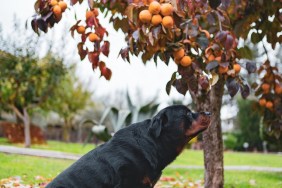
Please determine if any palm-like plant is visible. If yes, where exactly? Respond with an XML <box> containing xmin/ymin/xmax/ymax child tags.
<box><xmin>82</xmin><ymin>91</ymin><xmax>160</xmax><ymax>143</ymax></box>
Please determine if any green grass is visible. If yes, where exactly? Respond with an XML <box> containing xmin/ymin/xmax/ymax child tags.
<box><xmin>1</xmin><ymin>137</ymin><xmax>281</xmax><ymax>167</ymax></box>
<box><xmin>163</xmin><ymin>168</ymin><xmax>282</xmax><ymax>188</ymax></box>
<box><xmin>174</xmin><ymin>150</ymin><xmax>282</xmax><ymax>167</ymax></box>
<box><xmin>0</xmin><ymin>153</ymin><xmax>74</xmax><ymax>184</ymax></box>
<box><xmin>0</xmin><ymin>137</ymin><xmax>94</xmax><ymax>154</ymax></box>
<box><xmin>1</xmin><ymin>137</ymin><xmax>282</xmax><ymax>187</ymax></box>
<box><xmin>0</xmin><ymin>153</ymin><xmax>281</xmax><ymax>187</ymax></box>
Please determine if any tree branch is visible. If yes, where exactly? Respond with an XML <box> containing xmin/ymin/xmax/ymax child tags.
<box><xmin>27</xmin><ymin>86</ymin><xmax>54</xmax><ymax>109</ymax></box>
<box><xmin>261</xmin><ymin>38</ymin><xmax>271</xmax><ymax>62</ymax></box>
<box><xmin>8</xmin><ymin>104</ymin><xmax>24</xmax><ymax>120</ymax></box>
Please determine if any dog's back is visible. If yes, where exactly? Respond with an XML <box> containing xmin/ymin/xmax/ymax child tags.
<box><xmin>47</xmin><ymin>105</ymin><xmax>211</xmax><ymax>188</ymax></box>
<box><xmin>47</xmin><ymin>120</ymin><xmax>158</xmax><ymax>188</ymax></box>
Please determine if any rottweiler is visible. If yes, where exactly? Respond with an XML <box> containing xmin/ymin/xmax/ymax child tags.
<box><xmin>46</xmin><ymin>105</ymin><xmax>211</xmax><ymax>188</ymax></box>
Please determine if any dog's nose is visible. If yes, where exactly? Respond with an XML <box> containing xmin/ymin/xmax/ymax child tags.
<box><xmin>204</xmin><ymin>112</ymin><xmax>211</xmax><ymax>116</ymax></box>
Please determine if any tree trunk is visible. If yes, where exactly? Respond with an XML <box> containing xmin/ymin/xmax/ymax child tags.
<box><xmin>9</xmin><ymin>105</ymin><xmax>32</xmax><ymax>147</ymax></box>
<box><xmin>62</xmin><ymin>118</ymin><xmax>71</xmax><ymax>142</ymax></box>
<box><xmin>194</xmin><ymin>79</ymin><xmax>225</xmax><ymax>188</ymax></box>
<box><xmin>23</xmin><ymin>108</ymin><xmax>31</xmax><ymax>148</ymax></box>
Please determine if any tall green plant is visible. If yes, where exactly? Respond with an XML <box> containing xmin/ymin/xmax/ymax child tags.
<box><xmin>84</xmin><ymin>91</ymin><xmax>159</xmax><ymax>142</ymax></box>
<box><xmin>44</xmin><ymin>71</ymin><xmax>93</xmax><ymax>142</ymax></box>
<box><xmin>235</xmin><ymin>99</ymin><xmax>263</xmax><ymax>151</ymax></box>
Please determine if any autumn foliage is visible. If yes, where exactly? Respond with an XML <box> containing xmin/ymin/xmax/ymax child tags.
<box><xmin>31</xmin><ymin>0</ymin><xmax>282</xmax><ymax>136</ymax></box>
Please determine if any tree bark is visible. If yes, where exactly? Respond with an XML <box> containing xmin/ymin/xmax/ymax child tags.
<box><xmin>63</xmin><ymin>118</ymin><xmax>71</xmax><ymax>142</ymax></box>
<box><xmin>23</xmin><ymin>108</ymin><xmax>31</xmax><ymax>148</ymax></box>
<box><xmin>9</xmin><ymin>105</ymin><xmax>32</xmax><ymax>148</ymax></box>
<box><xmin>194</xmin><ymin>79</ymin><xmax>225</xmax><ymax>188</ymax></box>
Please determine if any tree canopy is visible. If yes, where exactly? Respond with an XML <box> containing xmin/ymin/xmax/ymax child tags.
<box><xmin>31</xmin><ymin>0</ymin><xmax>282</xmax><ymax>137</ymax></box>
<box><xmin>0</xmin><ymin>52</ymin><xmax>65</xmax><ymax>112</ymax></box>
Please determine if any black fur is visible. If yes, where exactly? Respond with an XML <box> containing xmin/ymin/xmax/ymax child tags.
<box><xmin>47</xmin><ymin>105</ymin><xmax>210</xmax><ymax>188</ymax></box>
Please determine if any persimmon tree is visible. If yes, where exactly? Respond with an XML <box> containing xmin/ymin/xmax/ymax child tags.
<box><xmin>31</xmin><ymin>0</ymin><xmax>282</xmax><ymax>187</ymax></box>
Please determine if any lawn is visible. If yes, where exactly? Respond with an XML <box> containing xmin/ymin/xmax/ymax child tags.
<box><xmin>0</xmin><ymin>153</ymin><xmax>73</xmax><ymax>185</ymax></box>
<box><xmin>0</xmin><ymin>153</ymin><xmax>282</xmax><ymax>187</ymax></box>
<box><xmin>1</xmin><ymin>137</ymin><xmax>282</xmax><ymax>187</ymax></box>
<box><xmin>1</xmin><ymin>137</ymin><xmax>281</xmax><ymax>168</ymax></box>
<box><xmin>163</xmin><ymin>168</ymin><xmax>282</xmax><ymax>188</ymax></box>
<box><xmin>175</xmin><ymin>149</ymin><xmax>282</xmax><ymax>167</ymax></box>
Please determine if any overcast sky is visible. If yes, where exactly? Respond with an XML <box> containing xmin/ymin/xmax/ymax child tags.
<box><xmin>0</xmin><ymin>0</ymin><xmax>192</xmax><ymax>107</ymax></box>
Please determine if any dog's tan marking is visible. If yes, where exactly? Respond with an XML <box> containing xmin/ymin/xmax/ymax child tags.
<box><xmin>142</xmin><ymin>176</ymin><xmax>153</xmax><ymax>186</ymax></box>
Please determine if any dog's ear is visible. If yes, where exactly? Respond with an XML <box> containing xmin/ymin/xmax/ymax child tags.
<box><xmin>148</xmin><ymin>112</ymin><xmax>168</xmax><ymax>138</ymax></box>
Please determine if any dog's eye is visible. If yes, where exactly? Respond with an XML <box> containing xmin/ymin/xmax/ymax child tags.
<box><xmin>187</xmin><ymin>112</ymin><xmax>193</xmax><ymax>120</ymax></box>
<box><xmin>192</xmin><ymin>113</ymin><xmax>199</xmax><ymax>119</ymax></box>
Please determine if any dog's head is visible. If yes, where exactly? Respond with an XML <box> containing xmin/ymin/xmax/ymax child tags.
<box><xmin>148</xmin><ymin>105</ymin><xmax>211</xmax><ymax>141</ymax></box>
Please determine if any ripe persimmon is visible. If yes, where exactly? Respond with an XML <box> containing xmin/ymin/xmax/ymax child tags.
<box><xmin>86</xmin><ymin>11</ymin><xmax>94</xmax><ymax>20</ymax></box>
<box><xmin>89</xmin><ymin>33</ymin><xmax>100</xmax><ymax>42</ymax></box>
<box><xmin>151</xmin><ymin>14</ymin><xmax>162</xmax><ymax>26</ymax></box>
<box><xmin>215</xmin><ymin>56</ymin><xmax>221</xmax><ymax>62</ymax></box>
<box><xmin>77</xmin><ymin>26</ymin><xmax>85</xmax><ymax>34</ymax></box>
<box><xmin>49</xmin><ymin>0</ymin><xmax>58</xmax><ymax>6</ymax></box>
<box><xmin>265</xmin><ymin>101</ymin><xmax>273</xmax><ymax>109</ymax></box>
<box><xmin>174</xmin><ymin>58</ymin><xmax>180</xmax><ymax>65</ymax></box>
<box><xmin>53</xmin><ymin>5</ymin><xmax>62</xmax><ymax>18</ymax></box>
<box><xmin>93</xmin><ymin>8</ymin><xmax>99</xmax><ymax>17</ymax></box>
<box><xmin>160</xmin><ymin>3</ymin><xmax>173</xmax><ymax>16</ymax></box>
<box><xmin>180</xmin><ymin>56</ymin><xmax>192</xmax><ymax>67</ymax></box>
<box><xmin>147</xmin><ymin>0</ymin><xmax>156</xmax><ymax>3</ymax></box>
<box><xmin>162</xmin><ymin>16</ymin><xmax>174</xmax><ymax>28</ymax></box>
<box><xmin>54</xmin><ymin>12</ymin><xmax>62</xmax><ymax>22</ymax></box>
<box><xmin>173</xmin><ymin>48</ymin><xmax>185</xmax><ymax>60</ymax></box>
<box><xmin>218</xmin><ymin>66</ymin><xmax>228</xmax><ymax>74</ymax></box>
<box><xmin>58</xmin><ymin>1</ymin><xmax>67</xmax><ymax>12</ymax></box>
<box><xmin>207</xmin><ymin>54</ymin><xmax>215</xmax><ymax>62</ymax></box>
<box><xmin>233</xmin><ymin>64</ymin><xmax>241</xmax><ymax>74</ymax></box>
<box><xmin>149</xmin><ymin>1</ymin><xmax>161</xmax><ymax>14</ymax></box>
<box><xmin>262</xmin><ymin>83</ymin><xmax>270</xmax><ymax>91</ymax></box>
<box><xmin>275</xmin><ymin>84</ymin><xmax>282</xmax><ymax>94</ymax></box>
<box><xmin>259</xmin><ymin>98</ymin><xmax>266</xmax><ymax>106</ymax></box>
<box><xmin>139</xmin><ymin>10</ymin><xmax>152</xmax><ymax>23</ymax></box>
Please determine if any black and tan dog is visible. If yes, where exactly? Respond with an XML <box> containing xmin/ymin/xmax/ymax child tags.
<box><xmin>47</xmin><ymin>105</ymin><xmax>211</xmax><ymax>188</ymax></box>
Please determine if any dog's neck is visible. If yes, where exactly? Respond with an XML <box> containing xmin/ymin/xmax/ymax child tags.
<box><xmin>155</xmin><ymin>135</ymin><xmax>187</xmax><ymax>170</ymax></box>
<box><xmin>133</xmin><ymin>122</ymin><xmax>187</xmax><ymax>171</ymax></box>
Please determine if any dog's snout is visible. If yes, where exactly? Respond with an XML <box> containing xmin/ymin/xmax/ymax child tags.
<box><xmin>189</xmin><ymin>112</ymin><xmax>211</xmax><ymax>120</ymax></box>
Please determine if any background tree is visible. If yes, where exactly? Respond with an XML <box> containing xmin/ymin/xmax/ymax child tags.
<box><xmin>31</xmin><ymin>0</ymin><xmax>282</xmax><ymax>187</ymax></box>
<box><xmin>0</xmin><ymin>21</ymin><xmax>67</xmax><ymax>147</ymax></box>
<box><xmin>0</xmin><ymin>51</ymin><xmax>65</xmax><ymax>147</ymax></box>
<box><xmin>45</xmin><ymin>71</ymin><xmax>93</xmax><ymax>142</ymax></box>
<box><xmin>235</xmin><ymin>99</ymin><xmax>263</xmax><ymax>151</ymax></box>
